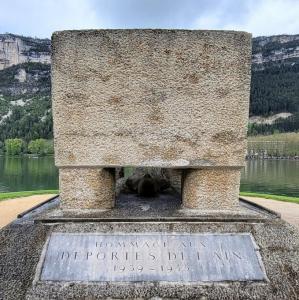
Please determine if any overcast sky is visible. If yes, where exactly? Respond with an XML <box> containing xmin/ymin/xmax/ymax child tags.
<box><xmin>0</xmin><ymin>0</ymin><xmax>298</xmax><ymax>38</ymax></box>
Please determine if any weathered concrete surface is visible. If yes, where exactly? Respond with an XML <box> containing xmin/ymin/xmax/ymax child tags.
<box><xmin>0</xmin><ymin>223</ymin><xmax>50</xmax><ymax>300</ymax></box>
<box><xmin>52</xmin><ymin>29</ymin><xmax>251</xmax><ymax>168</ymax></box>
<box><xmin>182</xmin><ymin>168</ymin><xmax>241</xmax><ymax>209</ymax></box>
<box><xmin>59</xmin><ymin>167</ymin><xmax>115</xmax><ymax>209</ymax></box>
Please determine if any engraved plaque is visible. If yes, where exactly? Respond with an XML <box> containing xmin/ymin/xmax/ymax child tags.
<box><xmin>39</xmin><ymin>233</ymin><xmax>267</xmax><ymax>282</ymax></box>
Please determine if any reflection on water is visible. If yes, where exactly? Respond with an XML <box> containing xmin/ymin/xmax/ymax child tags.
<box><xmin>240</xmin><ymin>159</ymin><xmax>299</xmax><ymax>197</ymax></box>
<box><xmin>0</xmin><ymin>156</ymin><xmax>298</xmax><ymax>197</ymax></box>
<box><xmin>0</xmin><ymin>156</ymin><xmax>58</xmax><ymax>192</ymax></box>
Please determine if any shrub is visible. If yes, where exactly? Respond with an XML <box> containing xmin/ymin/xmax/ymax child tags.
<box><xmin>28</xmin><ymin>138</ymin><xmax>54</xmax><ymax>155</ymax></box>
<box><xmin>4</xmin><ymin>138</ymin><xmax>24</xmax><ymax>155</ymax></box>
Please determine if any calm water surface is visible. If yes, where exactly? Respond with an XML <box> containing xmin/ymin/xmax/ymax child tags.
<box><xmin>240</xmin><ymin>159</ymin><xmax>299</xmax><ymax>197</ymax></box>
<box><xmin>0</xmin><ymin>156</ymin><xmax>58</xmax><ymax>192</ymax></box>
<box><xmin>0</xmin><ymin>156</ymin><xmax>298</xmax><ymax>197</ymax></box>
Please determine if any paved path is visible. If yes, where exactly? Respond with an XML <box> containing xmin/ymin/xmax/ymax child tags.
<box><xmin>243</xmin><ymin>196</ymin><xmax>299</xmax><ymax>229</ymax></box>
<box><xmin>0</xmin><ymin>194</ymin><xmax>57</xmax><ymax>229</ymax></box>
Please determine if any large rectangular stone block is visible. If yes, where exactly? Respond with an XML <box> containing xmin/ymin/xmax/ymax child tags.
<box><xmin>52</xmin><ymin>29</ymin><xmax>251</xmax><ymax>168</ymax></box>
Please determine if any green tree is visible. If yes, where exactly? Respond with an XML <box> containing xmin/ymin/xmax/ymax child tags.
<box><xmin>4</xmin><ymin>138</ymin><xmax>24</xmax><ymax>155</ymax></box>
<box><xmin>28</xmin><ymin>138</ymin><xmax>48</xmax><ymax>155</ymax></box>
<box><xmin>44</xmin><ymin>139</ymin><xmax>54</xmax><ymax>154</ymax></box>
<box><xmin>28</xmin><ymin>138</ymin><xmax>54</xmax><ymax>155</ymax></box>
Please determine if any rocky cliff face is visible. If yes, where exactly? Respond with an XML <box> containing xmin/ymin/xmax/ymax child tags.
<box><xmin>0</xmin><ymin>62</ymin><xmax>52</xmax><ymax>142</ymax></box>
<box><xmin>0</xmin><ymin>34</ymin><xmax>51</xmax><ymax>70</ymax></box>
<box><xmin>252</xmin><ymin>34</ymin><xmax>299</xmax><ymax>65</ymax></box>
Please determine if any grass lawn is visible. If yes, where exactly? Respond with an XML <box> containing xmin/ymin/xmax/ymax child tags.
<box><xmin>0</xmin><ymin>190</ymin><xmax>59</xmax><ymax>201</ymax></box>
<box><xmin>248</xmin><ymin>132</ymin><xmax>299</xmax><ymax>143</ymax></box>
<box><xmin>240</xmin><ymin>192</ymin><xmax>299</xmax><ymax>204</ymax></box>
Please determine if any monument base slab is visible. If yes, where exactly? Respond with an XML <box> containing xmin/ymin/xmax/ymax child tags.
<box><xmin>0</xmin><ymin>197</ymin><xmax>298</xmax><ymax>300</ymax></box>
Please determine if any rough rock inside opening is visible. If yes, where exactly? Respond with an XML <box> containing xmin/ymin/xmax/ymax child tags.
<box><xmin>115</xmin><ymin>167</ymin><xmax>182</xmax><ymax>198</ymax></box>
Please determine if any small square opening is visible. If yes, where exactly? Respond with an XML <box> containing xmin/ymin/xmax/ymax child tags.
<box><xmin>115</xmin><ymin>167</ymin><xmax>182</xmax><ymax>211</ymax></box>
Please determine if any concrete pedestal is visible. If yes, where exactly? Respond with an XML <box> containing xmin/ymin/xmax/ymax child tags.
<box><xmin>182</xmin><ymin>168</ymin><xmax>241</xmax><ymax>210</ymax></box>
<box><xmin>59</xmin><ymin>167</ymin><xmax>115</xmax><ymax>209</ymax></box>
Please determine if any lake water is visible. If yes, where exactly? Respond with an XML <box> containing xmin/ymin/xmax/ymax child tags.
<box><xmin>0</xmin><ymin>156</ymin><xmax>58</xmax><ymax>192</ymax></box>
<box><xmin>0</xmin><ymin>156</ymin><xmax>298</xmax><ymax>197</ymax></box>
<box><xmin>240</xmin><ymin>159</ymin><xmax>299</xmax><ymax>197</ymax></box>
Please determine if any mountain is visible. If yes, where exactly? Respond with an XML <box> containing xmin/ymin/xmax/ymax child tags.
<box><xmin>249</xmin><ymin>34</ymin><xmax>299</xmax><ymax>134</ymax></box>
<box><xmin>0</xmin><ymin>34</ymin><xmax>51</xmax><ymax>142</ymax></box>
<box><xmin>0</xmin><ymin>33</ymin><xmax>299</xmax><ymax>143</ymax></box>
<box><xmin>251</xmin><ymin>35</ymin><xmax>299</xmax><ymax>114</ymax></box>
<box><xmin>252</xmin><ymin>35</ymin><xmax>299</xmax><ymax>65</ymax></box>
<box><xmin>0</xmin><ymin>34</ymin><xmax>50</xmax><ymax>70</ymax></box>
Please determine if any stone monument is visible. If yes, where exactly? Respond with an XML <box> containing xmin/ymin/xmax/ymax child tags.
<box><xmin>0</xmin><ymin>30</ymin><xmax>298</xmax><ymax>300</ymax></box>
<box><xmin>52</xmin><ymin>29</ymin><xmax>250</xmax><ymax>211</ymax></box>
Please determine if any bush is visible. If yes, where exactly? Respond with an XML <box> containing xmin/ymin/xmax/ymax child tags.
<box><xmin>4</xmin><ymin>138</ymin><xmax>24</xmax><ymax>155</ymax></box>
<box><xmin>28</xmin><ymin>138</ymin><xmax>53</xmax><ymax>155</ymax></box>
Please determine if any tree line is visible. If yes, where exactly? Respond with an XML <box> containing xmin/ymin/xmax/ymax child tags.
<box><xmin>248</xmin><ymin>113</ymin><xmax>299</xmax><ymax>136</ymax></box>
<box><xmin>1</xmin><ymin>138</ymin><xmax>54</xmax><ymax>156</ymax></box>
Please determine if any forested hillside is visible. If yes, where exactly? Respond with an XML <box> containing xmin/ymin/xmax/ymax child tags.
<box><xmin>0</xmin><ymin>62</ymin><xmax>52</xmax><ymax>142</ymax></box>
<box><xmin>249</xmin><ymin>35</ymin><xmax>299</xmax><ymax>134</ymax></box>
<box><xmin>0</xmin><ymin>33</ymin><xmax>299</xmax><ymax>149</ymax></box>
<box><xmin>251</xmin><ymin>62</ymin><xmax>299</xmax><ymax>115</ymax></box>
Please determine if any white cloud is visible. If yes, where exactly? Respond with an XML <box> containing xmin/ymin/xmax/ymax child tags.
<box><xmin>0</xmin><ymin>0</ymin><xmax>103</xmax><ymax>38</ymax></box>
<box><xmin>193</xmin><ymin>14</ymin><xmax>223</xmax><ymax>31</ymax></box>
<box><xmin>0</xmin><ymin>0</ymin><xmax>299</xmax><ymax>38</ymax></box>
<box><xmin>239</xmin><ymin>0</ymin><xmax>299</xmax><ymax>36</ymax></box>
<box><xmin>193</xmin><ymin>0</ymin><xmax>299</xmax><ymax>36</ymax></box>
